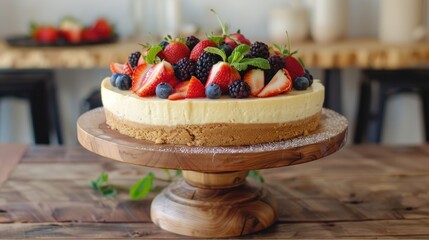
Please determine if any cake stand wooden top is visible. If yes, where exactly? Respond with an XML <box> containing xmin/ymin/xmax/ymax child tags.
<box><xmin>77</xmin><ymin>108</ymin><xmax>348</xmax><ymax>172</ymax></box>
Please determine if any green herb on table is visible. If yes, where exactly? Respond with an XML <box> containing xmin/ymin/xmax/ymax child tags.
<box><xmin>91</xmin><ymin>170</ymin><xmax>263</xmax><ymax>199</ymax></box>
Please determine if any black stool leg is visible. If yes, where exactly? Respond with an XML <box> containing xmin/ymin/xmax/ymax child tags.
<box><xmin>29</xmin><ymin>81</ymin><xmax>50</xmax><ymax>144</ymax></box>
<box><xmin>354</xmin><ymin>76</ymin><xmax>372</xmax><ymax>144</ymax></box>
<box><xmin>372</xmin><ymin>84</ymin><xmax>388</xmax><ymax>143</ymax></box>
<box><xmin>323</xmin><ymin>68</ymin><xmax>342</xmax><ymax>114</ymax></box>
<box><xmin>421</xmin><ymin>89</ymin><xmax>429</xmax><ymax>142</ymax></box>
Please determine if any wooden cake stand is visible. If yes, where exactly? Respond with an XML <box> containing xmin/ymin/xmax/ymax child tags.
<box><xmin>77</xmin><ymin>108</ymin><xmax>348</xmax><ymax>238</ymax></box>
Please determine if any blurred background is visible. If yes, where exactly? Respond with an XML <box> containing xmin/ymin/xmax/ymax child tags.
<box><xmin>0</xmin><ymin>0</ymin><xmax>428</xmax><ymax>145</ymax></box>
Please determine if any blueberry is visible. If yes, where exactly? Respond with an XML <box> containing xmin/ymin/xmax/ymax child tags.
<box><xmin>304</xmin><ymin>69</ymin><xmax>314</xmax><ymax>86</ymax></box>
<box><xmin>156</xmin><ymin>82</ymin><xmax>173</xmax><ymax>99</ymax></box>
<box><xmin>219</xmin><ymin>44</ymin><xmax>233</xmax><ymax>57</ymax></box>
<box><xmin>115</xmin><ymin>74</ymin><xmax>132</xmax><ymax>90</ymax></box>
<box><xmin>110</xmin><ymin>73</ymin><xmax>120</xmax><ymax>87</ymax></box>
<box><xmin>159</xmin><ymin>40</ymin><xmax>169</xmax><ymax>49</ymax></box>
<box><xmin>293</xmin><ymin>77</ymin><xmax>309</xmax><ymax>90</ymax></box>
<box><xmin>205</xmin><ymin>84</ymin><xmax>222</xmax><ymax>99</ymax></box>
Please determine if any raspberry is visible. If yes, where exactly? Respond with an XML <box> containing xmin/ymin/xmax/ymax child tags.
<box><xmin>128</xmin><ymin>51</ymin><xmax>141</xmax><ymax>70</ymax></box>
<box><xmin>249</xmin><ymin>41</ymin><xmax>269</xmax><ymax>59</ymax></box>
<box><xmin>228</xmin><ymin>79</ymin><xmax>251</xmax><ymax>98</ymax></box>
<box><xmin>195</xmin><ymin>52</ymin><xmax>221</xmax><ymax>84</ymax></box>
<box><xmin>185</xmin><ymin>35</ymin><xmax>200</xmax><ymax>51</ymax></box>
<box><xmin>264</xmin><ymin>55</ymin><xmax>285</xmax><ymax>84</ymax></box>
<box><xmin>174</xmin><ymin>57</ymin><xmax>196</xmax><ymax>81</ymax></box>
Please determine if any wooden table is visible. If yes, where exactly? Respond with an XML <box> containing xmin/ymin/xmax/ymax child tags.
<box><xmin>1</xmin><ymin>144</ymin><xmax>429</xmax><ymax>239</ymax></box>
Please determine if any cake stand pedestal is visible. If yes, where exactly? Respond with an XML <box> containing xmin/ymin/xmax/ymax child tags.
<box><xmin>77</xmin><ymin>108</ymin><xmax>348</xmax><ymax>238</ymax></box>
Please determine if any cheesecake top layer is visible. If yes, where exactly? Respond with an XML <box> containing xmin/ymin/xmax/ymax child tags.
<box><xmin>101</xmin><ymin>78</ymin><xmax>324</xmax><ymax>126</ymax></box>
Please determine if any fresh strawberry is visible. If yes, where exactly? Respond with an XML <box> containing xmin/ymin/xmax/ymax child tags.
<box><xmin>224</xmin><ymin>32</ymin><xmax>251</xmax><ymax>49</ymax></box>
<box><xmin>123</xmin><ymin>62</ymin><xmax>133</xmax><ymax>76</ymax></box>
<box><xmin>205</xmin><ymin>62</ymin><xmax>240</xmax><ymax>93</ymax></box>
<box><xmin>81</xmin><ymin>27</ymin><xmax>100</xmax><ymax>42</ymax></box>
<box><xmin>131</xmin><ymin>63</ymin><xmax>152</xmax><ymax>92</ymax></box>
<box><xmin>60</xmin><ymin>30</ymin><xmax>81</xmax><ymax>43</ymax></box>
<box><xmin>257</xmin><ymin>69</ymin><xmax>292</xmax><ymax>97</ymax></box>
<box><xmin>243</xmin><ymin>69</ymin><xmax>265</xmax><ymax>96</ymax></box>
<box><xmin>91</xmin><ymin>18</ymin><xmax>113</xmax><ymax>40</ymax></box>
<box><xmin>163</xmin><ymin>41</ymin><xmax>190</xmax><ymax>64</ymax></box>
<box><xmin>284</xmin><ymin>56</ymin><xmax>305</xmax><ymax>80</ymax></box>
<box><xmin>110</xmin><ymin>62</ymin><xmax>125</xmax><ymax>74</ymax></box>
<box><xmin>34</xmin><ymin>26</ymin><xmax>58</xmax><ymax>43</ymax></box>
<box><xmin>168</xmin><ymin>77</ymin><xmax>205</xmax><ymax>100</ymax></box>
<box><xmin>59</xmin><ymin>17</ymin><xmax>82</xmax><ymax>43</ymax></box>
<box><xmin>190</xmin><ymin>40</ymin><xmax>216</xmax><ymax>61</ymax></box>
<box><xmin>132</xmin><ymin>61</ymin><xmax>177</xmax><ymax>97</ymax></box>
<box><xmin>137</xmin><ymin>54</ymin><xmax>145</xmax><ymax>65</ymax></box>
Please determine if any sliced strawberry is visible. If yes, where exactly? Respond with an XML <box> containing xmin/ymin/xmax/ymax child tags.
<box><xmin>187</xmin><ymin>77</ymin><xmax>206</xmax><ymax>98</ymax></box>
<box><xmin>163</xmin><ymin>42</ymin><xmax>190</xmax><ymax>64</ymax></box>
<box><xmin>131</xmin><ymin>63</ymin><xmax>151</xmax><ymax>92</ymax></box>
<box><xmin>137</xmin><ymin>55</ymin><xmax>145</xmax><ymax>65</ymax></box>
<box><xmin>110</xmin><ymin>62</ymin><xmax>125</xmax><ymax>74</ymax></box>
<box><xmin>243</xmin><ymin>69</ymin><xmax>265</xmax><ymax>96</ymax></box>
<box><xmin>123</xmin><ymin>62</ymin><xmax>133</xmax><ymax>76</ymax></box>
<box><xmin>168</xmin><ymin>77</ymin><xmax>205</xmax><ymax>100</ymax></box>
<box><xmin>190</xmin><ymin>40</ymin><xmax>216</xmax><ymax>61</ymax></box>
<box><xmin>284</xmin><ymin>56</ymin><xmax>305</xmax><ymax>80</ymax></box>
<box><xmin>257</xmin><ymin>69</ymin><xmax>292</xmax><ymax>98</ymax></box>
<box><xmin>133</xmin><ymin>61</ymin><xmax>175</xmax><ymax>97</ymax></box>
<box><xmin>205</xmin><ymin>62</ymin><xmax>240</xmax><ymax>93</ymax></box>
<box><xmin>224</xmin><ymin>32</ymin><xmax>251</xmax><ymax>49</ymax></box>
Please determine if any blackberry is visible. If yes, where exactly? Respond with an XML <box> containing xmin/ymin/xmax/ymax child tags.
<box><xmin>304</xmin><ymin>69</ymin><xmax>314</xmax><ymax>86</ymax></box>
<box><xmin>174</xmin><ymin>57</ymin><xmax>196</xmax><ymax>81</ymax></box>
<box><xmin>250</xmin><ymin>41</ymin><xmax>269</xmax><ymax>59</ymax></box>
<box><xmin>128</xmin><ymin>51</ymin><xmax>141</xmax><ymax>70</ymax></box>
<box><xmin>264</xmin><ymin>55</ymin><xmax>285</xmax><ymax>84</ymax></box>
<box><xmin>195</xmin><ymin>52</ymin><xmax>221</xmax><ymax>84</ymax></box>
<box><xmin>185</xmin><ymin>35</ymin><xmax>200</xmax><ymax>51</ymax></box>
<box><xmin>228</xmin><ymin>80</ymin><xmax>251</xmax><ymax>98</ymax></box>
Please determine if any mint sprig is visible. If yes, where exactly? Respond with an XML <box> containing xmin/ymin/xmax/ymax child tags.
<box><xmin>90</xmin><ymin>172</ymin><xmax>117</xmax><ymax>197</ymax></box>
<box><xmin>130</xmin><ymin>172</ymin><xmax>154</xmax><ymax>200</ymax></box>
<box><xmin>205</xmin><ymin>44</ymin><xmax>270</xmax><ymax>71</ymax></box>
<box><xmin>143</xmin><ymin>45</ymin><xmax>162</xmax><ymax>64</ymax></box>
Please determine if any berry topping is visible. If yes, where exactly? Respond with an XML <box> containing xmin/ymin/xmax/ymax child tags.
<box><xmin>190</xmin><ymin>39</ymin><xmax>217</xmax><ymax>61</ymax></box>
<box><xmin>206</xmin><ymin>62</ymin><xmax>241</xmax><ymax>93</ymax></box>
<box><xmin>257</xmin><ymin>69</ymin><xmax>292</xmax><ymax>97</ymax></box>
<box><xmin>168</xmin><ymin>76</ymin><xmax>206</xmax><ymax>100</ymax></box>
<box><xmin>174</xmin><ymin>57</ymin><xmax>196</xmax><ymax>81</ymax></box>
<box><xmin>185</xmin><ymin>35</ymin><xmax>200</xmax><ymax>51</ymax></box>
<box><xmin>110</xmin><ymin>73</ymin><xmax>120</xmax><ymax>87</ymax></box>
<box><xmin>123</xmin><ymin>62</ymin><xmax>133</xmax><ymax>76</ymax></box>
<box><xmin>132</xmin><ymin>61</ymin><xmax>178</xmax><ymax>97</ymax></box>
<box><xmin>293</xmin><ymin>76</ymin><xmax>310</xmax><ymax>90</ymax></box>
<box><xmin>110</xmin><ymin>62</ymin><xmax>125</xmax><ymax>74</ymax></box>
<box><xmin>156</xmin><ymin>82</ymin><xmax>173</xmax><ymax>99</ymax></box>
<box><xmin>284</xmin><ymin>56</ymin><xmax>305</xmax><ymax>80</ymax></box>
<box><xmin>115</xmin><ymin>74</ymin><xmax>132</xmax><ymax>90</ymax></box>
<box><xmin>162</xmin><ymin>37</ymin><xmax>190</xmax><ymax>64</ymax></box>
<box><xmin>228</xmin><ymin>79</ymin><xmax>251</xmax><ymax>98</ymax></box>
<box><xmin>249</xmin><ymin>41</ymin><xmax>269</xmax><ymax>59</ymax></box>
<box><xmin>304</xmin><ymin>69</ymin><xmax>314</xmax><ymax>86</ymax></box>
<box><xmin>205</xmin><ymin>83</ymin><xmax>222</xmax><ymax>99</ymax></box>
<box><xmin>219</xmin><ymin>44</ymin><xmax>233</xmax><ymax>58</ymax></box>
<box><xmin>265</xmin><ymin>55</ymin><xmax>285</xmax><ymax>84</ymax></box>
<box><xmin>243</xmin><ymin>69</ymin><xmax>265</xmax><ymax>96</ymax></box>
<box><xmin>195</xmin><ymin>51</ymin><xmax>222</xmax><ymax>84</ymax></box>
<box><xmin>128</xmin><ymin>51</ymin><xmax>142</xmax><ymax>70</ymax></box>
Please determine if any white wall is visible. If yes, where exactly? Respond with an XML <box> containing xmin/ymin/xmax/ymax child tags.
<box><xmin>0</xmin><ymin>0</ymin><xmax>426</xmax><ymax>145</ymax></box>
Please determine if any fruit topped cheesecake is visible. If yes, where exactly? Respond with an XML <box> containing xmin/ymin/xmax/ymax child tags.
<box><xmin>102</xmin><ymin>10</ymin><xmax>324</xmax><ymax>146</ymax></box>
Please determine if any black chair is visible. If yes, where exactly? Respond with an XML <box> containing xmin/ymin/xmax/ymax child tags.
<box><xmin>0</xmin><ymin>69</ymin><xmax>63</xmax><ymax>144</ymax></box>
<box><xmin>81</xmin><ymin>89</ymin><xmax>102</xmax><ymax>114</ymax></box>
<box><xmin>354</xmin><ymin>69</ymin><xmax>429</xmax><ymax>144</ymax></box>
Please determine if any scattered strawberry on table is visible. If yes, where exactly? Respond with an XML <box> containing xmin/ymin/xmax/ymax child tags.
<box><xmin>31</xmin><ymin>17</ymin><xmax>115</xmax><ymax>44</ymax></box>
<box><xmin>108</xmin><ymin>9</ymin><xmax>314</xmax><ymax>100</ymax></box>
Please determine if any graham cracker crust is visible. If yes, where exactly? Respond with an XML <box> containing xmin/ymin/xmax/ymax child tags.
<box><xmin>105</xmin><ymin>110</ymin><xmax>321</xmax><ymax>146</ymax></box>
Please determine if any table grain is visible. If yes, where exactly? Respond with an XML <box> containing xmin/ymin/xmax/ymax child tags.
<box><xmin>0</xmin><ymin>145</ymin><xmax>429</xmax><ymax>239</ymax></box>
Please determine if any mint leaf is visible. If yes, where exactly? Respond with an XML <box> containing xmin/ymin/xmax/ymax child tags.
<box><xmin>231</xmin><ymin>44</ymin><xmax>250</xmax><ymax>58</ymax></box>
<box><xmin>242</xmin><ymin>58</ymin><xmax>270</xmax><ymax>69</ymax></box>
<box><xmin>230</xmin><ymin>62</ymin><xmax>248</xmax><ymax>71</ymax></box>
<box><xmin>129</xmin><ymin>172</ymin><xmax>154</xmax><ymax>200</ymax></box>
<box><xmin>90</xmin><ymin>172</ymin><xmax>118</xmax><ymax>197</ymax></box>
<box><xmin>204</xmin><ymin>47</ymin><xmax>226</xmax><ymax>62</ymax></box>
<box><xmin>144</xmin><ymin>46</ymin><xmax>162</xmax><ymax>64</ymax></box>
<box><xmin>175</xmin><ymin>170</ymin><xmax>182</xmax><ymax>176</ymax></box>
<box><xmin>248</xmin><ymin>170</ymin><xmax>264</xmax><ymax>183</ymax></box>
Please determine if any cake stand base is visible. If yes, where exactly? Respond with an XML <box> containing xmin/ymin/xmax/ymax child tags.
<box><xmin>151</xmin><ymin>171</ymin><xmax>277</xmax><ymax>238</ymax></box>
